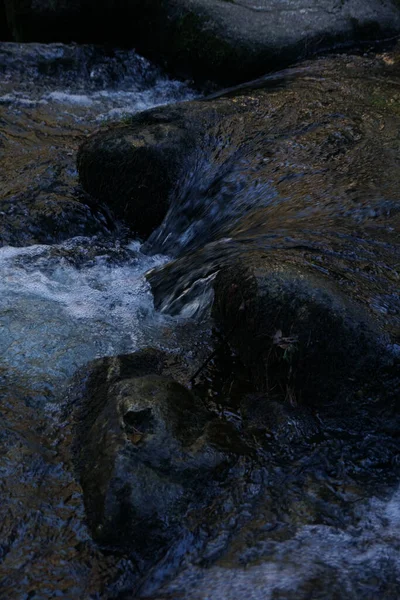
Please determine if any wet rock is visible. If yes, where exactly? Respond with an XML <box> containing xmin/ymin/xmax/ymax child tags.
<box><xmin>0</xmin><ymin>166</ymin><xmax>110</xmax><ymax>246</ymax></box>
<box><xmin>241</xmin><ymin>394</ymin><xmax>320</xmax><ymax>443</ymax></box>
<box><xmin>74</xmin><ymin>53</ymin><xmax>400</xmax><ymax>590</ymax></box>
<box><xmin>79</xmin><ymin>50</ymin><xmax>400</xmax><ymax>255</ymax></box>
<box><xmin>124</xmin><ymin>0</ymin><xmax>400</xmax><ymax>84</ymax></box>
<box><xmin>77</xmin><ymin>106</ymin><xmax>201</xmax><ymax>238</ymax></box>
<box><xmin>0</xmin><ymin>41</ymin><xmax>193</xmax><ymax>246</ymax></box>
<box><xmin>68</xmin><ymin>348</ymin><xmax>243</xmax><ymax>558</ymax></box>
<box><xmin>4</xmin><ymin>0</ymin><xmax>400</xmax><ymax>85</ymax></box>
<box><xmin>0</xmin><ymin>42</ymin><xmax>163</xmax><ymax>91</ymax></box>
<box><xmin>131</xmin><ymin>51</ymin><xmax>400</xmax><ymax>407</ymax></box>
<box><xmin>0</xmin><ymin>82</ymin><xmax>110</xmax><ymax>245</ymax></box>
<box><xmin>0</xmin><ymin>193</ymin><xmax>109</xmax><ymax>247</ymax></box>
<box><xmin>213</xmin><ymin>254</ymin><xmax>390</xmax><ymax>407</ymax></box>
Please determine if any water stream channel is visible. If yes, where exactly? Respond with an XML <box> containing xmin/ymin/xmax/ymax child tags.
<box><xmin>0</xmin><ymin>41</ymin><xmax>399</xmax><ymax>599</ymax></box>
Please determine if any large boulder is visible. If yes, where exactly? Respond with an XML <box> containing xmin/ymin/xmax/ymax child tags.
<box><xmin>4</xmin><ymin>0</ymin><xmax>400</xmax><ymax>84</ymax></box>
<box><xmin>79</xmin><ymin>50</ymin><xmax>400</xmax><ymax>406</ymax></box>
<box><xmin>212</xmin><ymin>254</ymin><xmax>395</xmax><ymax>408</ymax></box>
<box><xmin>121</xmin><ymin>0</ymin><xmax>400</xmax><ymax>84</ymax></box>
<box><xmin>77</xmin><ymin>105</ymin><xmax>203</xmax><ymax>238</ymax></box>
<box><xmin>67</xmin><ymin>349</ymin><xmax>245</xmax><ymax>559</ymax></box>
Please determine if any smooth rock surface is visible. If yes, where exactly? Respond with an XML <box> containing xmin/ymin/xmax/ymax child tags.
<box><xmin>212</xmin><ymin>254</ymin><xmax>391</xmax><ymax>407</ymax></box>
<box><xmin>4</xmin><ymin>0</ymin><xmax>400</xmax><ymax>84</ymax></box>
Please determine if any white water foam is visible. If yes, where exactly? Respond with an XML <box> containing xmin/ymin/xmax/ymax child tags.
<box><xmin>0</xmin><ymin>239</ymin><xmax>170</xmax><ymax>392</ymax></box>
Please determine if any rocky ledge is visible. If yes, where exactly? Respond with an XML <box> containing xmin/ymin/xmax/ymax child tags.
<box><xmin>3</xmin><ymin>0</ymin><xmax>400</xmax><ymax>84</ymax></box>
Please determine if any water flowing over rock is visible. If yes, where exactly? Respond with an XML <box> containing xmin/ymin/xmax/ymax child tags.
<box><xmin>1</xmin><ymin>38</ymin><xmax>400</xmax><ymax>599</ymax></box>
<box><xmin>4</xmin><ymin>0</ymin><xmax>400</xmax><ymax>84</ymax></box>
<box><xmin>0</xmin><ymin>42</ymin><xmax>193</xmax><ymax>246</ymax></box>
<box><xmin>78</xmin><ymin>107</ymin><xmax>199</xmax><ymax>238</ymax></box>
<box><xmin>80</xmin><ymin>49</ymin><xmax>400</xmax><ymax>403</ymax></box>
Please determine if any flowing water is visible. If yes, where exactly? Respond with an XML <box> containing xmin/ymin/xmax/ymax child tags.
<box><xmin>0</xmin><ymin>42</ymin><xmax>201</xmax><ymax>599</ymax></box>
<box><xmin>0</xmin><ymin>42</ymin><xmax>399</xmax><ymax>599</ymax></box>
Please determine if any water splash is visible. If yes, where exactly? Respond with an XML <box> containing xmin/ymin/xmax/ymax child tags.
<box><xmin>0</xmin><ymin>238</ymin><xmax>170</xmax><ymax>398</ymax></box>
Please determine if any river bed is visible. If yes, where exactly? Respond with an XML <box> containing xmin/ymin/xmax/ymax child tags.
<box><xmin>0</xmin><ymin>41</ymin><xmax>399</xmax><ymax>599</ymax></box>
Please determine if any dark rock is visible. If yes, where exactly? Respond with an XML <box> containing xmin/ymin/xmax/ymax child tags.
<box><xmin>241</xmin><ymin>394</ymin><xmax>320</xmax><ymax>443</ymax></box>
<box><xmin>79</xmin><ymin>50</ymin><xmax>400</xmax><ymax>253</ymax></box>
<box><xmin>4</xmin><ymin>0</ymin><xmax>84</xmax><ymax>43</ymax></box>
<box><xmin>213</xmin><ymin>254</ymin><xmax>391</xmax><ymax>408</ymax></box>
<box><xmin>0</xmin><ymin>1</ymin><xmax>12</xmax><ymax>40</ymax></box>
<box><xmin>125</xmin><ymin>0</ymin><xmax>400</xmax><ymax>84</ymax></box>
<box><xmin>142</xmin><ymin>51</ymin><xmax>400</xmax><ymax>408</ymax></box>
<box><xmin>68</xmin><ymin>349</ymin><xmax>243</xmax><ymax>556</ymax></box>
<box><xmin>0</xmin><ymin>43</ymin><xmax>124</xmax><ymax>246</ymax></box>
<box><xmin>0</xmin><ymin>193</ymin><xmax>110</xmax><ymax>247</ymax></box>
<box><xmin>4</xmin><ymin>0</ymin><xmax>400</xmax><ymax>84</ymax></box>
<box><xmin>0</xmin><ymin>163</ymin><xmax>110</xmax><ymax>247</ymax></box>
<box><xmin>77</xmin><ymin>106</ymin><xmax>203</xmax><ymax>238</ymax></box>
<box><xmin>78</xmin><ymin>51</ymin><xmax>400</xmax><ymax>405</ymax></box>
<box><xmin>0</xmin><ymin>42</ymin><xmax>163</xmax><ymax>91</ymax></box>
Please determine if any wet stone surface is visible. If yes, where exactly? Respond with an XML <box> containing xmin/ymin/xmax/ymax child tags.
<box><xmin>0</xmin><ymin>42</ymin><xmax>194</xmax><ymax>246</ymax></box>
<box><xmin>4</xmin><ymin>0</ymin><xmax>400</xmax><ymax>84</ymax></box>
<box><xmin>77</xmin><ymin>46</ymin><xmax>400</xmax><ymax>597</ymax></box>
<box><xmin>0</xmin><ymin>40</ymin><xmax>400</xmax><ymax>599</ymax></box>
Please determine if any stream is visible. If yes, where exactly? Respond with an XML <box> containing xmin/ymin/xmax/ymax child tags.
<box><xmin>0</xmin><ymin>42</ymin><xmax>399</xmax><ymax>599</ymax></box>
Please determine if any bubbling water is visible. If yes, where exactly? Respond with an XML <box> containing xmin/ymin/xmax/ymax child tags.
<box><xmin>0</xmin><ymin>238</ymin><xmax>171</xmax><ymax>398</ymax></box>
